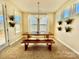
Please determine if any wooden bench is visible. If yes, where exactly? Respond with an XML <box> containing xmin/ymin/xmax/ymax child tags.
<box><xmin>22</xmin><ymin>39</ymin><xmax>55</xmax><ymax>51</ymax></box>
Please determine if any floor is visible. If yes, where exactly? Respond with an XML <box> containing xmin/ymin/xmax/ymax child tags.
<box><xmin>0</xmin><ymin>40</ymin><xmax>79</xmax><ymax>59</ymax></box>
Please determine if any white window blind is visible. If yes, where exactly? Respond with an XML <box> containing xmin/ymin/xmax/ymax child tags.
<box><xmin>29</xmin><ymin>15</ymin><xmax>48</xmax><ymax>34</ymax></box>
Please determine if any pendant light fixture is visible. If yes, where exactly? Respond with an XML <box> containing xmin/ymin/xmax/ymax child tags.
<box><xmin>37</xmin><ymin>1</ymin><xmax>40</xmax><ymax>34</ymax></box>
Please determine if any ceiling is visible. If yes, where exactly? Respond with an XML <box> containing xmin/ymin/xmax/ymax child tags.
<box><xmin>10</xmin><ymin>0</ymin><xmax>68</xmax><ymax>13</ymax></box>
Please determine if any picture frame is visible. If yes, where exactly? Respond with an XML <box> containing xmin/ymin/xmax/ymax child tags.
<box><xmin>58</xmin><ymin>27</ymin><xmax>62</xmax><ymax>31</ymax></box>
<box><xmin>9</xmin><ymin>22</ymin><xmax>15</xmax><ymax>27</ymax></box>
<box><xmin>58</xmin><ymin>21</ymin><xmax>62</xmax><ymax>25</ymax></box>
<box><xmin>65</xmin><ymin>18</ymin><xmax>74</xmax><ymax>24</ymax></box>
<box><xmin>9</xmin><ymin>15</ymin><xmax>15</xmax><ymax>21</ymax></box>
<box><xmin>65</xmin><ymin>27</ymin><xmax>72</xmax><ymax>32</ymax></box>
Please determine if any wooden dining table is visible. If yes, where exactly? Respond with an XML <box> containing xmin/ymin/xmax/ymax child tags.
<box><xmin>22</xmin><ymin>32</ymin><xmax>54</xmax><ymax>38</ymax></box>
<box><xmin>22</xmin><ymin>32</ymin><xmax>55</xmax><ymax>51</ymax></box>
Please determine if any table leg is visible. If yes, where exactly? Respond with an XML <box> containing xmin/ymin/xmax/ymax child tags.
<box><xmin>48</xmin><ymin>43</ymin><xmax>52</xmax><ymax>51</ymax></box>
<box><xmin>25</xmin><ymin>43</ymin><xmax>28</xmax><ymax>51</ymax></box>
<box><xmin>46</xmin><ymin>35</ymin><xmax>49</xmax><ymax>38</ymax></box>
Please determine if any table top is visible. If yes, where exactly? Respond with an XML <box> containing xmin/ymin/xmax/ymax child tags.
<box><xmin>22</xmin><ymin>39</ymin><xmax>55</xmax><ymax>43</ymax></box>
<box><xmin>22</xmin><ymin>32</ymin><xmax>54</xmax><ymax>35</ymax></box>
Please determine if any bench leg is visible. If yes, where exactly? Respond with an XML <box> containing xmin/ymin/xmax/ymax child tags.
<box><xmin>48</xmin><ymin>43</ymin><xmax>52</xmax><ymax>51</ymax></box>
<box><xmin>48</xmin><ymin>45</ymin><xmax>52</xmax><ymax>51</ymax></box>
<box><xmin>25</xmin><ymin>43</ymin><xmax>28</xmax><ymax>51</ymax></box>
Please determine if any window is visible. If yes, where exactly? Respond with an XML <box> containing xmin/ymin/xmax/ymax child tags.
<box><xmin>29</xmin><ymin>16</ymin><xmax>37</xmax><ymax>34</ymax></box>
<box><xmin>75</xmin><ymin>3</ymin><xmax>79</xmax><ymax>14</ymax></box>
<box><xmin>56</xmin><ymin>13</ymin><xmax>62</xmax><ymax>21</ymax></box>
<box><xmin>63</xmin><ymin>9</ymin><xmax>70</xmax><ymax>19</ymax></box>
<box><xmin>39</xmin><ymin>16</ymin><xmax>48</xmax><ymax>34</ymax></box>
<box><xmin>0</xmin><ymin>4</ymin><xmax>6</xmax><ymax>45</ymax></box>
<box><xmin>14</xmin><ymin>11</ymin><xmax>21</xmax><ymax>34</ymax></box>
<box><xmin>28</xmin><ymin>15</ymin><xmax>48</xmax><ymax>34</ymax></box>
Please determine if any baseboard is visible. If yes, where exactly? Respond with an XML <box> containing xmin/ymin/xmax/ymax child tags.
<box><xmin>56</xmin><ymin>37</ymin><xmax>79</xmax><ymax>56</ymax></box>
<box><xmin>10</xmin><ymin>36</ymin><xmax>22</xmax><ymax>45</ymax></box>
<box><xmin>0</xmin><ymin>43</ymin><xmax>8</xmax><ymax>51</ymax></box>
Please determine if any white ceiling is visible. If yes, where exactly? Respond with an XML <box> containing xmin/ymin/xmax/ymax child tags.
<box><xmin>10</xmin><ymin>0</ymin><xmax>68</xmax><ymax>13</ymax></box>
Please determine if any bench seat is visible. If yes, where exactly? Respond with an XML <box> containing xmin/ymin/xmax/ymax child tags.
<box><xmin>22</xmin><ymin>39</ymin><xmax>55</xmax><ymax>51</ymax></box>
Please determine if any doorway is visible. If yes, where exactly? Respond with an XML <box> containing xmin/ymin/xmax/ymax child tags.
<box><xmin>0</xmin><ymin>4</ymin><xmax>8</xmax><ymax>50</ymax></box>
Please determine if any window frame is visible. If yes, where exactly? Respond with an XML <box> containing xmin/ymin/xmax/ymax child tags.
<box><xmin>28</xmin><ymin>15</ymin><xmax>48</xmax><ymax>34</ymax></box>
<box><xmin>14</xmin><ymin>10</ymin><xmax>21</xmax><ymax>34</ymax></box>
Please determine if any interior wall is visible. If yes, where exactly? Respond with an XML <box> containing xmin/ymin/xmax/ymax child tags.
<box><xmin>22</xmin><ymin>12</ymin><xmax>29</xmax><ymax>33</ymax></box>
<box><xmin>55</xmin><ymin>0</ymin><xmax>79</xmax><ymax>55</ymax></box>
<box><xmin>6</xmin><ymin>0</ymin><xmax>22</xmax><ymax>45</ymax></box>
<box><xmin>22</xmin><ymin>12</ymin><xmax>55</xmax><ymax>34</ymax></box>
<box><xmin>48</xmin><ymin>13</ymin><xmax>55</xmax><ymax>34</ymax></box>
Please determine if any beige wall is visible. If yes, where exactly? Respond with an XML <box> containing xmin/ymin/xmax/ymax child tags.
<box><xmin>0</xmin><ymin>0</ymin><xmax>4</xmax><ymax>4</ymax></box>
<box><xmin>48</xmin><ymin>13</ymin><xmax>56</xmax><ymax>34</ymax></box>
<box><xmin>22</xmin><ymin>12</ymin><xmax>29</xmax><ymax>33</ymax></box>
<box><xmin>55</xmin><ymin>0</ymin><xmax>79</xmax><ymax>55</ymax></box>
